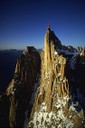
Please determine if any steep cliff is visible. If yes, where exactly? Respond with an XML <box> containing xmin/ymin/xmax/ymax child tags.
<box><xmin>28</xmin><ymin>26</ymin><xmax>85</xmax><ymax>128</ymax></box>
<box><xmin>6</xmin><ymin>47</ymin><xmax>41</xmax><ymax>128</ymax></box>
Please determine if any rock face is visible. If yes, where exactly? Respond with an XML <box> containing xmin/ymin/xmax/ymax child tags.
<box><xmin>28</xmin><ymin>26</ymin><xmax>85</xmax><ymax>128</ymax></box>
<box><xmin>6</xmin><ymin>46</ymin><xmax>41</xmax><ymax>128</ymax></box>
<box><xmin>44</xmin><ymin>25</ymin><xmax>61</xmax><ymax>76</ymax></box>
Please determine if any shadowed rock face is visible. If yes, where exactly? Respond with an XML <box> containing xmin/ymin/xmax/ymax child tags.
<box><xmin>6</xmin><ymin>47</ymin><xmax>41</xmax><ymax>128</ymax></box>
<box><xmin>28</xmin><ymin>27</ymin><xmax>85</xmax><ymax>128</ymax></box>
<box><xmin>0</xmin><ymin>94</ymin><xmax>10</xmax><ymax>127</ymax></box>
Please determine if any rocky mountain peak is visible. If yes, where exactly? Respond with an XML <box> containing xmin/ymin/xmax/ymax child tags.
<box><xmin>45</xmin><ymin>25</ymin><xmax>61</xmax><ymax>49</ymax></box>
<box><xmin>44</xmin><ymin>26</ymin><xmax>62</xmax><ymax>76</ymax></box>
<box><xmin>23</xmin><ymin>46</ymin><xmax>36</xmax><ymax>55</ymax></box>
<box><xmin>6</xmin><ymin>46</ymin><xmax>41</xmax><ymax>127</ymax></box>
<box><xmin>2</xmin><ymin>26</ymin><xmax>85</xmax><ymax>128</ymax></box>
<box><xmin>28</xmin><ymin>26</ymin><xmax>85</xmax><ymax>128</ymax></box>
<box><xmin>47</xmin><ymin>24</ymin><xmax>51</xmax><ymax>32</ymax></box>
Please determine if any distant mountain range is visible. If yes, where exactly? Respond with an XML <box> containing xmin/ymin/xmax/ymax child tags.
<box><xmin>0</xmin><ymin>49</ymin><xmax>23</xmax><ymax>93</ymax></box>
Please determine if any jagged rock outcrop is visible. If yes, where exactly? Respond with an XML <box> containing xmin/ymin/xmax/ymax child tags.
<box><xmin>28</xmin><ymin>26</ymin><xmax>85</xmax><ymax>128</ymax></box>
<box><xmin>4</xmin><ymin>25</ymin><xmax>85</xmax><ymax>128</ymax></box>
<box><xmin>6</xmin><ymin>46</ymin><xmax>41</xmax><ymax>128</ymax></box>
<box><xmin>44</xmin><ymin>25</ymin><xmax>61</xmax><ymax>76</ymax></box>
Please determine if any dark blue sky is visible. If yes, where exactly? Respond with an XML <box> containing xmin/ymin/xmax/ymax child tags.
<box><xmin>0</xmin><ymin>0</ymin><xmax>85</xmax><ymax>49</ymax></box>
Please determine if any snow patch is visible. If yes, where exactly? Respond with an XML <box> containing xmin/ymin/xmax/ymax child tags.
<box><xmin>69</xmin><ymin>104</ymin><xmax>76</xmax><ymax>111</ymax></box>
<box><xmin>29</xmin><ymin>100</ymin><xmax>74</xmax><ymax>128</ymax></box>
<box><xmin>54</xmin><ymin>51</ymin><xmax>58</xmax><ymax>55</ymax></box>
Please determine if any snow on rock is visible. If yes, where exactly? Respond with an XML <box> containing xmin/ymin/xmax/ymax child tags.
<box><xmin>69</xmin><ymin>88</ymin><xmax>85</xmax><ymax>114</ymax></box>
<box><xmin>54</xmin><ymin>51</ymin><xmax>58</xmax><ymax>55</ymax></box>
<box><xmin>69</xmin><ymin>103</ymin><xmax>76</xmax><ymax>112</ymax></box>
<box><xmin>56</xmin><ymin>46</ymin><xmax>78</xmax><ymax>56</ymax></box>
<box><xmin>69</xmin><ymin>54</ymin><xmax>78</xmax><ymax>70</ymax></box>
<box><xmin>55</xmin><ymin>95</ymin><xmax>69</xmax><ymax>108</ymax></box>
<box><xmin>29</xmin><ymin>82</ymin><xmax>38</xmax><ymax>105</ymax></box>
<box><xmin>29</xmin><ymin>101</ymin><xmax>74</xmax><ymax>128</ymax></box>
